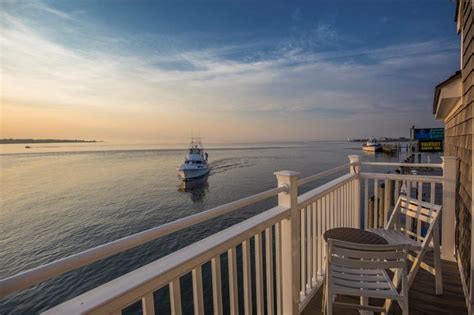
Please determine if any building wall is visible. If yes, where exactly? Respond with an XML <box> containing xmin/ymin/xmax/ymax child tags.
<box><xmin>447</xmin><ymin>0</ymin><xmax>473</xmax><ymax>299</ymax></box>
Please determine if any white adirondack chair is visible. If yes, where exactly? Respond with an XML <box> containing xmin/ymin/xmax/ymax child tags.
<box><xmin>370</xmin><ymin>195</ymin><xmax>443</xmax><ymax>294</ymax></box>
<box><xmin>324</xmin><ymin>239</ymin><xmax>409</xmax><ymax>315</ymax></box>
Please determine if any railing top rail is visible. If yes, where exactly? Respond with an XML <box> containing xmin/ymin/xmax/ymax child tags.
<box><xmin>43</xmin><ymin>205</ymin><xmax>291</xmax><ymax>315</ymax></box>
<box><xmin>297</xmin><ymin>164</ymin><xmax>349</xmax><ymax>186</ymax></box>
<box><xmin>360</xmin><ymin>172</ymin><xmax>443</xmax><ymax>184</ymax></box>
<box><xmin>298</xmin><ymin>173</ymin><xmax>356</xmax><ymax>209</ymax></box>
<box><xmin>361</xmin><ymin>162</ymin><xmax>443</xmax><ymax>168</ymax></box>
<box><xmin>0</xmin><ymin>185</ymin><xmax>286</xmax><ymax>298</ymax></box>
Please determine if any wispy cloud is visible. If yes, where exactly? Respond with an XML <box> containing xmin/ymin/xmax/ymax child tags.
<box><xmin>31</xmin><ymin>2</ymin><xmax>81</xmax><ymax>22</ymax></box>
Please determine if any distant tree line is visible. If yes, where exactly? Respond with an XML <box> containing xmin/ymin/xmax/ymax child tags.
<box><xmin>0</xmin><ymin>139</ymin><xmax>99</xmax><ymax>144</ymax></box>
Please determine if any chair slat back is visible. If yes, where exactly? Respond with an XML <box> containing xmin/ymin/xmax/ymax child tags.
<box><xmin>387</xmin><ymin>195</ymin><xmax>442</xmax><ymax>245</ymax></box>
<box><xmin>328</xmin><ymin>239</ymin><xmax>408</xmax><ymax>270</ymax></box>
<box><xmin>399</xmin><ymin>196</ymin><xmax>441</xmax><ymax>222</ymax></box>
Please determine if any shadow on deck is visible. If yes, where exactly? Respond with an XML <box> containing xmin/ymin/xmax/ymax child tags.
<box><xmin>302</xmin><ymin>252</ymin><xmax>467</xmax><ymax>315</ymax></box>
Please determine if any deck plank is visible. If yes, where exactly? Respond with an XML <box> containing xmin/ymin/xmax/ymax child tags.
<box><xmin>302</xmin><ymin>252</ymin><xmax>467</xmax><ymax>315</ymax></box>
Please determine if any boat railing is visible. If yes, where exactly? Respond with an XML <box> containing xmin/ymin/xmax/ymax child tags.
<box><xmin>0</xmin><ymin>155</ymin><xmax>458</xmax><ymax>315</ymax></box>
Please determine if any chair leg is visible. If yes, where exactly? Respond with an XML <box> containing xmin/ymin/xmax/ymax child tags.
<box><xmin>433</xmin><ymin>226</ymin><xmax>443</xmax><ymax>295</ymax></box>
<box><xmin>326</xmin><ymin>268</ymin><xmax>332</xmax><ymax>315</ymax></box>
<box><xmin>402</xmin><ymin>294</ymin><xmax>409</xmax><ymax>315</ymax></box>
<box><xmin>360</xmin><ymin>296</ymin><xmax>370</xmax><ymax>315</ymax></box>
<box><xmin>408</xmin><ymin>236</ymin><xmax>432</xmax><ymax>288</ymax></box>
<box><xmin>383</xmin><ymin>298</ymin><xmax>393</xmax><ymax>314</ymax></box>
<box><xmin>322</xmin><ymin>283</ymin><xmax>327</xmax><ymax>315</ymax></box>
<box><xmin>327</xmin><ymin>291</ymin><xmax>333</xmax><ymax>315</ymax></box>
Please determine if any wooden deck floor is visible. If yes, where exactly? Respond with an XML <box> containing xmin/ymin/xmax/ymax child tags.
<box><xmin>302</xmin><ymin>252</ymin><xmax>467</xmax><ymax>315</ymax></box>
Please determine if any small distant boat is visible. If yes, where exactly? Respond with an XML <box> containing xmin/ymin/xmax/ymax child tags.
<box><xmin>177</xmin><ymin>138</ymin><xmax>209</xmax><ymax>180</ymax></box>
<box><xmin>362</xmin><ymin>138</ymin><xmax>382</xmax><ymax>152</ymax></box>
<box><xmin>25</xmin><ymin>146</ymin><xmax>31</xmax><ymax>149</ymax></box>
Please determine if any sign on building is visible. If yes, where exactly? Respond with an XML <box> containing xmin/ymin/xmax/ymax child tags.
<box><xmin>419</xmin><ymin>140</ymin><xmax>443</xmax><ymax>152</ymax></box>
<box><xmin>414</xmin><ymin>128</ymin><xmax>444</xmax><ymax>140</ymax></box>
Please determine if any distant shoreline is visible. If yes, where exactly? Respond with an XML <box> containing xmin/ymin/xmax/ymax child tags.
<box><xmin>348</xmin><ymin>138</ymin><xmax>409</xmax><ymax>143</ymax></box>
<box><xmin>0</xmin><ymin>139</ymin><xmax>101</xmax><ymax>144</ymax></box>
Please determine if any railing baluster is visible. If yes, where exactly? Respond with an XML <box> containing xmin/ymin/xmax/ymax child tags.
<box><xmin>265</xmin><ymin>228</ymin><xmax>274</xmax><ymax>314</ymax></box>
<box><xmin>418</xmin><ymin>181</ymin><xmax>423</xmax><ymax>201</ymax></box>
<box><xmin>351</xmin><ymin>179</ymin><xmax>356</xmax><ymax>228</ymax></box>
<box><xmin>325</xmin><ymin>195</ymin><xmax>330</xmax><ymax>273</ymax></box>
<box><xmin>255</xmin><ymin>233</ymin><xmax>264</xmax><ymax>314</ymax></box>
<box><xmin>344</xmin><ymin>184</ymin><xmax>347</xmax><ymax>226</ymax></box>
<box><xmin>336</xmin><ymin>188</ymin><xmax>340</xmax><ymax>227</ymax></box>
<box><xmin>350</xmin><ymin>180</ymin><xmax>354</xmax><ymax>226</ymax></box>
<box><xmin>317</xmin><ymin>198</ymin><xmax>322</xmax><ymax>276</ymax></box>
<box><xmin>275</xmin><ymin>223</ymin><xmax>282</xmax><ymax>315</ymax></box>
<box><xmin>384</xmin><ymin>179</ymin><xmax>390</xmax><ymax>227</ymax></box>
<box><xmin>364</xmin><ymin>178</ymin><xmax>369</xmax><ymax>229</ymax></box>
<box><xmin>430</xmin><ymin>182</ymin><xmax>435</xmax><ymax>204</ymax></box>
<box><xmin>331</xmin><ymin>191</ymin><xmax>335</xmax><ymax>229</ymax></box>
<box><xmin>341</xmin><ymin>185</ymin><xmax>345</xmax><ymax>226</ymax></box>
<box><xmin>242</xmin><ymin>241</ymin><xmax>252</xmax><ymax>315</ymax></box>
<box><xmin>347</xmin><ymin>181</ymin><xmax>351</xmax><ymax>227</ymax></box>
<box><xmin>347</xmin><ymin>180</ymin><xmax>351</xmax><ymax>227</ymax></box>
<box><xmin>342</xmin><ymin>184</ymin><xmax>346</xmax><ymax>227</ymax></box>
<box><xmin>300</xmin><ymin>207</ymin><xmax>306</xmax><ymax>295</ymax></box>
<box><xmin>344</xmin><ymin>183</ymin><xmax>348</xmax><ymax>227</ymax></box>
<box><xmin>141</xmin><ymin>292</ymin><xmax>155</xmax><ymax>315</ymax></box>
<box><xmin>416</xmin><ymin>182</ymin><xmax>423</xmax><ymax>242</ymax></box>
<box><xmin>394</xmin><ymin>180</ymin><xmax>400</xmax><ymax>206</ymax></box>
<box><xmin>211</xmin><ymin>256</ymin><xmax>223</xmax><ymax>315</ymax></box>
<box><xmin>192</xmin><ymin>267</ymin><xmax>204</xmax><ymax>315</ymax></box>
<box><xmin>306</xmin><ymin>206</ymin><xmax>312</xmax><ymax>291</ymax></box>
<box><xmin>374</xmin><ymin>178</ymin><xmax>379</xmax><ymax>228</ymax></box>
<box><xmin>170</xmin><ymin>278</ymin><xmax>182</xmax><ymax>315</ymax></box>
<box><xmin>312</xmin><ymin>202</ymin><xmax>317</xmax><ymax>284</ymax></box>
<box><xmin>228</xmin><ymin>247</ymin><xmax>239</xmax><ymax>315</ymax></box>
<box><xmin>405</xmin><ymin>181</ymin><xmax>412</xmax><ymax>236</ymax></box>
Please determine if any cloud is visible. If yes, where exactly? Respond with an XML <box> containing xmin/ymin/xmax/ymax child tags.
<box><xmin>0</xmin><ymin>2</ymin><xmax>458</xmax><ymax>141</ymax></box>
<box><xmin>31</xmin><ymin>2</ymin><xmax>81</xmax><ymax>22</ymax></box>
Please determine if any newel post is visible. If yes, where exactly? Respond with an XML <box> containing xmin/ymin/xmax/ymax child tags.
<box><xmin>441</xmin><ymin>156</ymin><xmax>458</xmax><ymax>262</ymax></box>
<box><xmin>274</xmin><ymin>170</ymin><xmax>300</xmax><ymax>315</ymax></box>
<box><xmin>348</xmin><ymin>155</ymin><xmax>361</xmax><ymax>229</ymax></box>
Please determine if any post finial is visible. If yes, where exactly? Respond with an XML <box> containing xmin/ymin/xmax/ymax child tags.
<box><xmin>348</xmin><ymin>155</ymin><xmax>360</xmax><ymax>174</ymax></box>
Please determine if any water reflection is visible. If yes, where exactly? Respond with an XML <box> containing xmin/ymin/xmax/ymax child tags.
<box><xmin>178</xmin><ymin>175</ymin><xmax>209</xmax><ymax>202</ymax></box>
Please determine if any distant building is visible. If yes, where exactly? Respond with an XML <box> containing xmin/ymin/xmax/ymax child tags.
<box><xmin>432</xmin><ymin>0</ymin><xmax>473</xmax><ymax>311</ymax></box>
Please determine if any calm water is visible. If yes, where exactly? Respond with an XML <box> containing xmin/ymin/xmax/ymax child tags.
<box><xmin>0</xmin><ymin>141</ymin><xmax>411</xmax><ymax>314</ymax></box>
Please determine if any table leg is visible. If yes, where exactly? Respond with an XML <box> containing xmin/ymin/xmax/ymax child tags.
<box><xmin>360</xmin><ymin>297</ymin><xmax>374</xmax><ymax>315</ymax></box>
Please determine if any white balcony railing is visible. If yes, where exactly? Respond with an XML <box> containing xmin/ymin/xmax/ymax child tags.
<box><xmin>0</xmin><ymin>155</ymin><xmax>457</xmax><ymax>314</ymax></box>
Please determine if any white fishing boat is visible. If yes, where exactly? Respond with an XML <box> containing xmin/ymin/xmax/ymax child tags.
<box><xmin>177</xmin><ymin>138</ymin><xmax>209</xmax><ymax>180</ymax></box>
<box><xmin>362</xmin><ymin>138</ymin><xmax>382</xmax><ymax>152</ymax></box>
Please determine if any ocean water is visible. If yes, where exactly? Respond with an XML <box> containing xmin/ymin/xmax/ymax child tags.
<box><xmin>0</xmin><ymin>141</ymin><xmax>413</xmax><ymax>314</ymax></box>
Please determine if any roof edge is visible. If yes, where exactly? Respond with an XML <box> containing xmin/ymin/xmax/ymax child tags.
<box><xmin>433</xmin><ymin>70</ymin><xmax>462</xmax><ymax>114</ymax></box>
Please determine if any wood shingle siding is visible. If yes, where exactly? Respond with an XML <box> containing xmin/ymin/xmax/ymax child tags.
<box><xmin>447</xmin><ymin>0</ymin><xmax>473</xmax><ymax>302</ymax></box>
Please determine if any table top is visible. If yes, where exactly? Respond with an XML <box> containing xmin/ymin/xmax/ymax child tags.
<box><xmin>323</xmin><ymin>227</ymin><xmax>388</xmax><ymax>245</ymax></box>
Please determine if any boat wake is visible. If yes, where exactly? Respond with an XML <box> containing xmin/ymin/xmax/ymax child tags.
<box><xmin>209</xmin><ymin>158</ymin><xmax>256</xmax><ymax>174</ymax></box>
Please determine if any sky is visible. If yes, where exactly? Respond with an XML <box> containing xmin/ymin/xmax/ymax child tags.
<box><xmin>0</xmin><ymin>0</ymin><xmax>461</xmax><ymax>142</ymax></box>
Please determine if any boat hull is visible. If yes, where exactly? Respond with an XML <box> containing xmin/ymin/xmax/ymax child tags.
<box><xmin>177</xmin><ymin>168</ymin><xmax>210</xmax><ymax>180</ymax></box>
<box><xmin>362</xmin><ymin>145</ymin><xmax>382</xmax><ymax>152</ymax></box>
